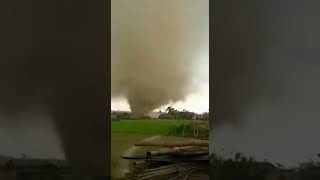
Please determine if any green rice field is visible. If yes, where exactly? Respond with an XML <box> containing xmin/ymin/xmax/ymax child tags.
<box><xmin>111</xmin><ymin>119</ymin><xmax>189</xmax><ymax>178</ymax></box>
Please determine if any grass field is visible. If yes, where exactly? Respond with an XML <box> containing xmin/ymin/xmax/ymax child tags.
<box><xmin>112</xmin><ymin>119</ymin><xmax>187</xmax><ymax>135</ymax></box>
<box><xmin>111</xmin><ymin>119</ymin><xmax>189</xmax><ymax>178</ymax></box>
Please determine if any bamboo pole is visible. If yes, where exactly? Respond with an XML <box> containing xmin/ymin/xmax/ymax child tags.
<box><xmin>135</xmin><ymin>140</ymin><xmax>209</xmax><ymax>147</ymax></box>
<box><xmin>146</xmin><ymin>146</ymin><xmax>208</xmax><ymax>156</ymax></box>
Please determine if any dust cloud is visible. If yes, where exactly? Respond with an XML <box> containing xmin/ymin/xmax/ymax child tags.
<box><xmin>111</xmin><ymin>0</ymin><xmax>208</xmax><ymax>115</ymax></box>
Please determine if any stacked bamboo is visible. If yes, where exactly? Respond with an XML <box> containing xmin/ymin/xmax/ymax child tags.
<box><xmin>146</xmin><ymin>146</ymin><xmax>208</xmax><ymax>157</ymax></box>
<box><xmin>135</xmin><ymin>139</ymin><xmax>208</xmax><ymax>147</ymax></box>
<box><xmin>135</xmin><ymin>139</ymin><xmax>209</xmax><ymax>157</ymax></box>
<box><xmin>127</xmin><ymin>163</ymin><xmax>201</xmax><ymax>180</ymax></box>
<box><xmin>124</xmin><ymin>139</ymin><xmax>209</xmax><ymax>179</ymax></box>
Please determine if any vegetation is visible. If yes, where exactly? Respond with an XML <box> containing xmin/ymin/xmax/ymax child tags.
<box><xmin>111</xmin><ymin>108</ymin><xmax>209</xmax><ymax>179</ymax></box>
<box><xmin>211</xmin><ymin>153</ymin><xmax>320</xmax><ymax>180</ymax></box>
<box><xmin>211</xmin><ymin>153</ymin><xmax>277</xmax><ymax>180</ymax></box>
<box><xmin>160</xmin><ymin>106</ymin><xmax>209</xmax><ymax>120</ymax></box>
<box><xmin>112</xmin><ymin>119</ymin><xmax>187</xmax><ymax>135</ymax></box>
<box><xmin>168</xmin><ymin>120</ymin><xmax>208</xmax><ymax>139</ymax></box>
<box><xmin>111</xmin><ymin>119</ymin><xmax>189</xmax><ymax>178</ymax></box>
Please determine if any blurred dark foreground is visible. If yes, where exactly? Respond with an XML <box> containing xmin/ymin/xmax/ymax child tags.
<box><xmin>0</xmin><ymin>156</ymin><xmax>107</xmax><ymax>180</ymax></box>
<box><xmin>210</xmin><ymin>154</ymin><xmax>320</xmax><ymax>180</ymax></box>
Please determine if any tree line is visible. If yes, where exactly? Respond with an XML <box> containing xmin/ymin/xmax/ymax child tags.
<box><xmin>159</xmin><ymin>106</ymin><xmax>209</xmax><ymax>120</ymax></box>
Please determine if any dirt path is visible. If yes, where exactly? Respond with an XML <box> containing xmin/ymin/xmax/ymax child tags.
<box><xmin>114</xmin><ymin>135</ymin><xmax>161</xmax><ymax>179</ymax></box>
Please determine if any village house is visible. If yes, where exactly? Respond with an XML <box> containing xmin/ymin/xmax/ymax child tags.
<box><xmin>148</xmin><ymin>111</ymin><xmax>163</xmax><ymax>119</ymax></box>
<box><xmin>111</xmin><ymin>110</ymin><xmax>133</xmax><ymax>120</ymax></box>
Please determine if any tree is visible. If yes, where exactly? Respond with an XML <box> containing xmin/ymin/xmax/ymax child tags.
<box><xmin>166</xmin><ymin>106</ymin><xmax>174</xmax><ymax>113</ymax></box>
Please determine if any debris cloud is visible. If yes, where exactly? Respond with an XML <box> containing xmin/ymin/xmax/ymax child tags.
<box><xmin>112</xmin><ymin>0</ymin><xmax>208</xmax><ymax>115</ymax></box>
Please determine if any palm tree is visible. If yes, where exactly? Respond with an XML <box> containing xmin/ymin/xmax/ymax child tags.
<box><xmin>166</xmin><ymin>106</ymin><xmax>175</xmax><ymax>114</ymax></box>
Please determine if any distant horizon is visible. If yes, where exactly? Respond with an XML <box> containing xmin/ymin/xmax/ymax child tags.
<box><xmin>111</xmin><ymin>100</ymin><xmax>209</xmax><ymax>114</ymax></box>
<box><xmin>110</xmin><ymin>109</ymin><xmax>209</xmax><ymax>114</ymax></box>
<box><xmin>111</xmin><ymin>93</ymin><xmax>209</xmax><ymax>114</ymax></box>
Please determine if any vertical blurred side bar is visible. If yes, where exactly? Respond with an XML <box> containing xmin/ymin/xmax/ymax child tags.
<box><xmin>209</xmin><ymin>0</ymin><xmax>214</xmax><ymax>179</ymax></box>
